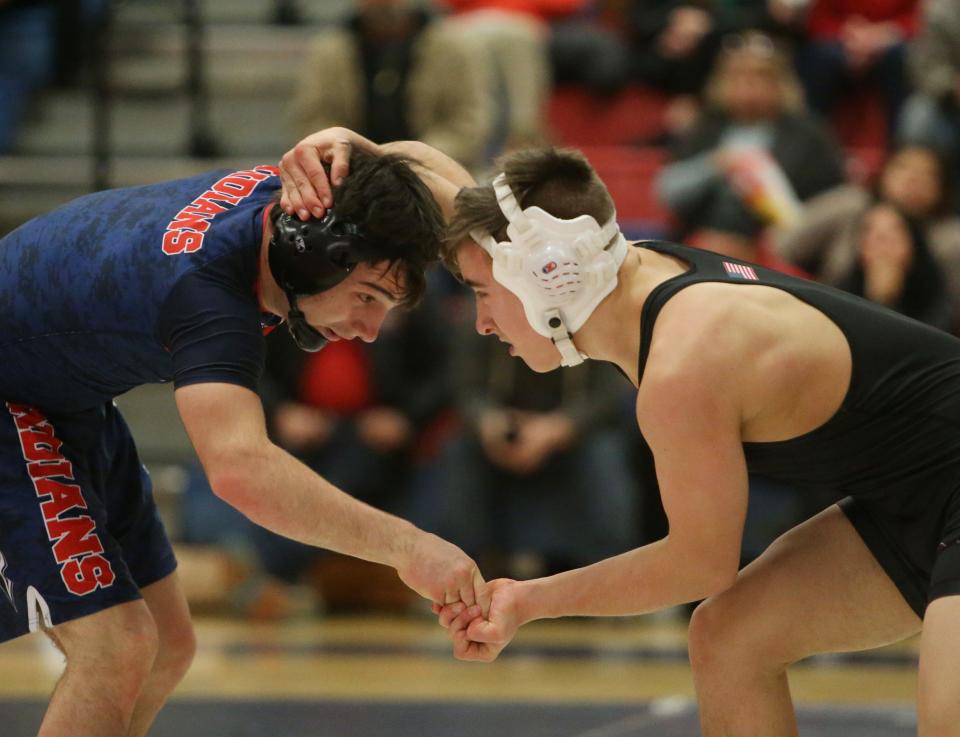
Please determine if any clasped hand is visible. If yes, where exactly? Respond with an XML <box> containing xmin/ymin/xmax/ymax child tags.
<box><xmin>432</xmin><ymin>578</ymin><xmax>521</xmax><ymax>662</ymax></box>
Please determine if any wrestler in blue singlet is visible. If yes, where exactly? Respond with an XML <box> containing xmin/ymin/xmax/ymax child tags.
<box><xmin>0</xmin><ymin>166</ymin><xmax>282</xmax><ymax>639</ymax></box>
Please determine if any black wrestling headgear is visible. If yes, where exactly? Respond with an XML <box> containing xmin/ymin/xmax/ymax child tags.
<box><xmin>268</xmin><ymin>210</ymin><xmax>373</xmax><ymax>352</ymax></box>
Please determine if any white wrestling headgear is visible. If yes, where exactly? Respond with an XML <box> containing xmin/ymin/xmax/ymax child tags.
<box><xmin>470</xmin><ymin>173</ymin><xmax>628</xmax><ymax>367</ymax></box>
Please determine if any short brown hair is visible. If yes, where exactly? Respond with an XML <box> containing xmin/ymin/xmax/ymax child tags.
<box><xmin>443</xmin><ymin>148</ymin><xmax>615</xmax><ymax>275</ymax></box>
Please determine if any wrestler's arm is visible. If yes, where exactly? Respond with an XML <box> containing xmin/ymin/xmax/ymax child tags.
<box><xmin>443</xmin><ymin>305</ymin><xmax>752</xmax><ymax>660</ymax></box>
<box><xmin>277</xmin><ymin>126</ymin><xmax>475</xmax><ymax>220</ymax></box>
<box><xmin>521</xmin><ymin>353</ymin><xmax>747</xmax><ymax>617</ymax></box>
<box><xmin>175</xmin><ymin>381</ymin><xmax>489</xmax><ymax>610</ymax></box>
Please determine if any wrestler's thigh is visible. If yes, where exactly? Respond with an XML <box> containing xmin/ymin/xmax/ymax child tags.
<box><xmin>918</xmin><ymin>596</ymin><xmax>960</xmax><ymax>735</ymax></box>
<box><xmin>696</xmin><ymin>504</ymin><xmax>921</xmax><ymax>663</ymax></box>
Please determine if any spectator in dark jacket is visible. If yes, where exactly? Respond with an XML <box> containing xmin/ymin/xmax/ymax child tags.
<box><xmin>657</xmin><ymin>31</ymin><xmax>846</xmax><ymax>241</ymax></box>
<box><xmin>628</xmin><ymin>0</ymin><xmax>811</xmax><ymax>138</ymax></box>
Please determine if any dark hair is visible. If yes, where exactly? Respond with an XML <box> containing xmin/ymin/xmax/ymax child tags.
<box><xmin>443</xmin><ymin>147</ymin><xmax>615</xmax><ymax>275</ymax></box>
<box><xmin>270</xmin><ymin>148</ymin><xmax>443</xmax><ymax>307</ymax></box>
<box><xmin>843</xmin><ymin>201</ymin><xmax>947</xmax><ymax>325</ymax></box>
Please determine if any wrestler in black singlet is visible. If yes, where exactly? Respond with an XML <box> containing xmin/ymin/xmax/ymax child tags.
<box><xmin>636</xmin><ymin>240</ymin><xmax>960</xmax><ymax>618</ymax></box>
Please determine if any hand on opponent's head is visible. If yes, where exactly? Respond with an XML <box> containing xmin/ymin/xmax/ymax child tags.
<box><xmin>278</xmin><ymin>127</ymin><xmax>377</xmax><ymax>221</ymax></box>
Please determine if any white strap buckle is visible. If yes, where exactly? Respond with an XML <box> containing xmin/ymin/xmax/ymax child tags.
<box><xmin>545</xmin><ymin>308</ymin><xmax>586</xmax><ymax>367</ymax></box>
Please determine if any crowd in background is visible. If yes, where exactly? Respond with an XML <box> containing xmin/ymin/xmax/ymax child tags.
<box><xmin>4</xmin><ymin>0</ymin><xmax>960</xmax><ymax>618</ymax></box>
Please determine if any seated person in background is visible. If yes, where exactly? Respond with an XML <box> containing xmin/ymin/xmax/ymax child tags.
<box><xmin>541</xmin><ymin>0</ymin><xmax>632</xmax><ymax>98</ymax></box>
<box><xmin>289</xmin><ymin>0</ymin><xmax>491</xmax><ymax>172</ymax></box>
<box><xmin>835</xmin><ymin>202</ymin><xmax>952</xmax><ymax>331</ymax></box>
<box><xmin>657</xmin><ymin>31</ymin><xmax>845</xmax><ymax>245</ymax></box>
<box><xmin>436</xmin><ymin>317</ymin><xmax>639</xmax><ymax>578</ymax></box>
<box><xmin>628</xmin><ymin>0</ymin><xmax>811</xmax><ymax>139</ymax></box>
<box><xmin>795</xmin><ymin>0</ymin><xmax>917</xmax><ymax>136</ymax></box>
<box><xmin>775</xmin><ymin>144</ymin><xmax>960</xmax><ymax>329</ymax></box>
<box><xmin>440</xmin><ymin>1</ymin><xmax>550</xmax><ymax>151</ymax></box>
<box><xmin>898</xmin><ymin>0</ymin><xmax>960</xmax><ymax>163</ymax></box>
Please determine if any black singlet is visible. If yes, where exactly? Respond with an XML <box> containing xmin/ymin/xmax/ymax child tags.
<box><xmin>636</xmin><ymin>240</ymin><xmax>960</xmax><ymax>501</ymax></box>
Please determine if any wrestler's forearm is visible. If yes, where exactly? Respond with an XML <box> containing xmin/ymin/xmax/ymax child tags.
<box><xmin>377</xmin><ymin>140</ymin><xmax>475</xmax><ymax>220</ymax></box>
<box><xmin>513</xmin><ymin>538</ymin><xmax>736</xmax><ymax>623</ymax></box>
<box><xmin>215</xmin><ymin>440</ymin><xmax>418</xmax><ymax>568</ymax></box>
<box><xmin>380</xmin><ymin>140</ymin><xmax>476</xmax><ymax>189</ymax></box>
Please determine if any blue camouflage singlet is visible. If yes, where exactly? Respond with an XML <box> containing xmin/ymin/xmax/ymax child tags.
<box><xmin>0</xmin><ymin>166</ymin><xmax>285</xmax><ymax>639</ymax></box>
<box><xmin>0</xmin><ymin>165</ymin><xmax>282</xmax><ymax>412</ymax></box>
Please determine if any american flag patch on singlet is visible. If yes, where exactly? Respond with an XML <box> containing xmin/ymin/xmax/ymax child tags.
<box><xmin>723</xmin><ymin>261</ymin><xmax>759</xmax><ymax>280</ymax></box>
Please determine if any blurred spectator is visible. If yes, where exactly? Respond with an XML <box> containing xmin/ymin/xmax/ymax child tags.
<box><xmin>836</xmin><ymin>202</ymin><xmax>952</xmax><ymax>329</ymax></box>
<box><xmin>774</xmin><ymin>144</ymin><xmax>960</xmax><ymax>327</ymax></box>
<box><xmin>0</xmin><ymin>0</ymin><xmax>57</xmax><ymax>152</ymax></box>
<box><xmin>0</xmin><ymin>0</ymin><xmax>108</xmax><ymax>152</ymax></box>
<box><xmin>795</xmin><ymin>0</ymin><xmax>918</xmax><ymax>136</ymax></box>
<box><xmin>657</xmin><ymin>31</ymin><xmax>845</xmax><ymax>241</ymax></box>
<box><xmin>442</xmin><ymin>0</ymin><xmax>632</xmax><ymax>150</ymax></box>
<box><xmin>289</xmin><ymin>0</ymin><xmax>491</xmax><ymax>170</ymax></box>
<box><xmin>628</xmin><ymin>1</ymin><xmax>811</xmax><ymax>138</ymax></box>
<box><xmin>442</xmin><ymin>4</ymin><xmax>551</xmax><ymax>151</ymax></box>
<box><xmin>253</xmin><ymin>294</ymin><xmax>454</xmax><ymax>583</ymax></box>
<box><xmin>548</xmin><ymin>2</ymin><xmax>632</xmax><ymax>96</ymax></box>
<box><xmin>433</xmin><ymin>320</ymin><xmax>639</xmax><ymax>578</ymax></box>
<box><xmin>629</xmin><ymin>1</ymin><xmax>718</xmax><ymax>139</ymax></box>
<box><xmin>898</xmin><ymin>0</ymin><xmax>960</xmax><ymax>162</ymax></box>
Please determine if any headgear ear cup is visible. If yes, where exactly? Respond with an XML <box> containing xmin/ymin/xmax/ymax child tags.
<box><xmin>476</xmin><ymin>174</ymin><xmax>628</xmax><ymax>367</ymax></box>
<box><xmin>268</xmin><ymin>210</ymin><xmax>371</xmax><ymax>351</ymax></box>
<box><xmin>325</xmin><ymin>241</ymin><xmax>358</xmax><ymax>270</ymax></box>
<box><xmin>269</xmin><ymin>211</ymin><xmax>368</xmax><ymax>295</ymax></box>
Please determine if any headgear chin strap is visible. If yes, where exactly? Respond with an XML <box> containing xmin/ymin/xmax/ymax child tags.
<box><xmin>283</xmin><ymin>292</ymin><xmax>327</xmax><ymax>353</ymax></box>
<box><xmin>470</xmin><ymin>173</ymin><xmax>628</xmax><ymax>367</ymax></box>
<box><xmin>268</xmin><ymin>209</ymin><xmax>371</xmax><ymax>352</ymax></box>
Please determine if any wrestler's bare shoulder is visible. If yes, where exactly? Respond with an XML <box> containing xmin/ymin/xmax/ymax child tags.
<box><xmin>644</xmin><ymin>282</ymin><xmax>777</xmax><ymax>370</ymax></box>
<box><xmin>639</xmin><ymin>281</ymin><xmax>851</xmax><ymax>441</ymax></box>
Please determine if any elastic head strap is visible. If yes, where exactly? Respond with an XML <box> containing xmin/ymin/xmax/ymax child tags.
<box><xmin>492</xmin><ymin>173</ymin><xmax>524</xmax><ymax>224</ymax></box>
<box><xmin>494</xmin><ymin>173</ymin><xmax>622</xmax><ymax>255</ymax></box>
<box><xmin>470</xmin><ymin>228</ymin><xmax>498</xmax><ymax>258</ymax></box>
<box><xmin>546</xmin><ymin>308</ymin><xmax>586</xmax><ymax>367</ymax></box>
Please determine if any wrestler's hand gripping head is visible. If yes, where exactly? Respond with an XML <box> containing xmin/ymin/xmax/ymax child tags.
<box><xmin>268</xmin><ymin>211</ymin><xmax>373</xmax><ymax>351</ymax></box>
<box><xmin>470</xmin><ymin>174</ymin><xmax>628</xmax><ymax>367</ymax></box>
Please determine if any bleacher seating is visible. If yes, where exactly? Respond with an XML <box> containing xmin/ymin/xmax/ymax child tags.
<box><xmin>547</xmin><ymin>80</ymin><xmax>892</xmax><ymax>238</ymax></box>
<box><xmin>548</xmin><ymin>85</ymin><xmax>672</xmax><ymax>238</ymax></box>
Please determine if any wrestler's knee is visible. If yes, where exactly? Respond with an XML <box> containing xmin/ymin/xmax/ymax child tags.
<box><xmin>687</xmin><ymin>588</ymin><xmax>785</xmax><ymax>677</ymax></box>
<box><xmin>687</xmin><ymin>595</ymin><xmax>740</xmax><ymax>676</ymax></box>
<box><xmin>152</xmin><ymin>617</ymin><xmax>196</xmax><ymax>689</ymax></box>
<box><xmin>53</xmin><ymin>600</ymin><xmax>159</xmax><ymax>691</ymax></box>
